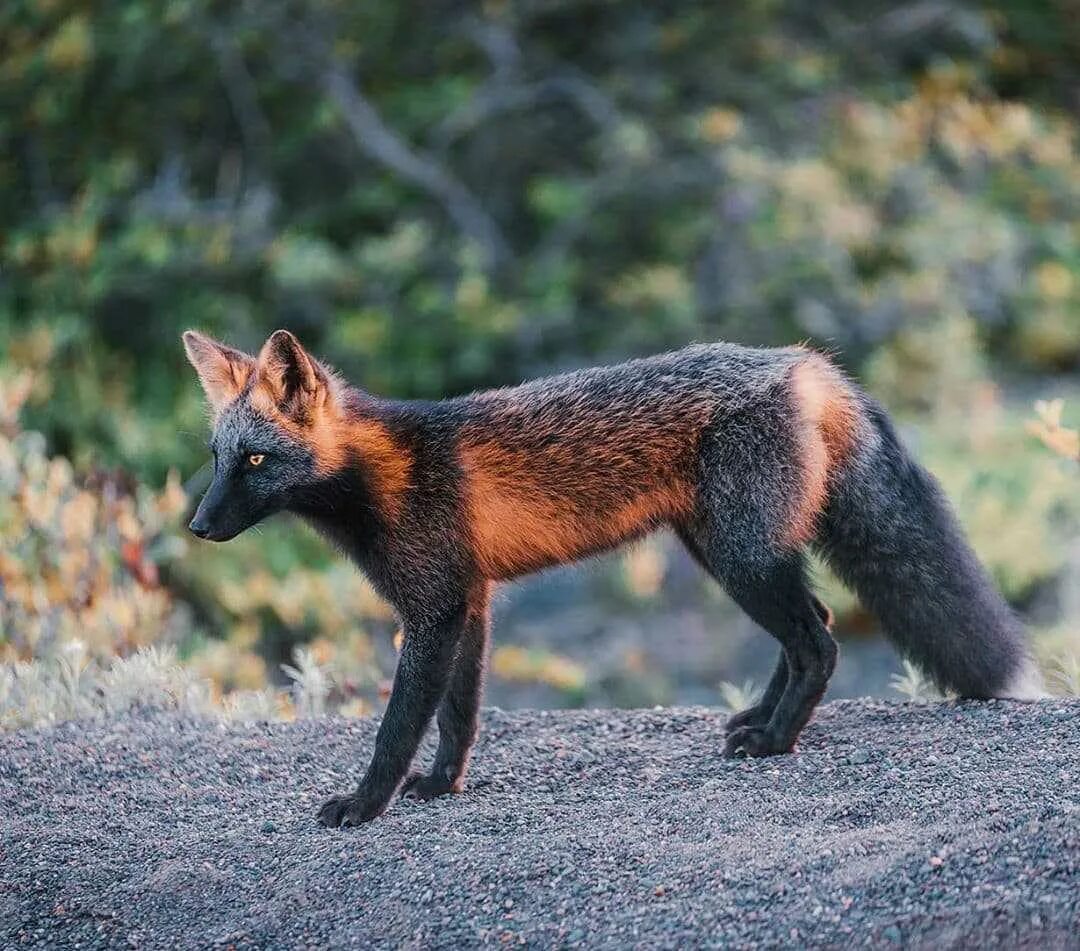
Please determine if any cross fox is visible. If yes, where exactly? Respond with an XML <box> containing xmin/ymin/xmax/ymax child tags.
<box><xmin>183</xmin><ymin>329</ymin><xmax>1044</xmax><ymax>827</ymax></box>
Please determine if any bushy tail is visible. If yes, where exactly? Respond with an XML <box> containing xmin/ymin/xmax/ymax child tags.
<box><xmin>816</xmin><ymin>400</ymin><xmax>1045</xmax><ymax>700</ymax></box>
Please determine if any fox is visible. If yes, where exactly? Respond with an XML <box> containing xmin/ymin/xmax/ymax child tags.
<box><xmin>183</xmin><ymin>328</ymin><xmax>1045</xmax><ymax>827</ymax></box>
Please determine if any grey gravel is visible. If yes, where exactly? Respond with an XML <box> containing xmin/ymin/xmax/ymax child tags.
<box><xmin>1</xmin><ymin>699</ymin><xmax>1078</xmax><ymax>949</ymax></box>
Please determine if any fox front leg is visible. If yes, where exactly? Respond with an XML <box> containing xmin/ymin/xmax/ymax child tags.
<box><xmin>317</xmin><ymin>604</ymin><xmax>466</xmax><ymax>827</ymax></box>
<box><xmin>401</xmin><ymin>584</ymin><xmax>491</xmax><ymax>801</ymax></box>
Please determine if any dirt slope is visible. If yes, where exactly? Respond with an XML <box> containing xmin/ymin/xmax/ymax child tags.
<box><xmin>1</xmin><ymin>699</ymin><xmax>1078</xmax><ymax>949</ymax></box>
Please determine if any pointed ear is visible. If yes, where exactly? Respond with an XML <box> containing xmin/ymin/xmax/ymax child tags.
<box><xmin>182</xmin><ymin>331</ymin><xmax>254</xmax><ymax>412</ymax></box>
<box><xmin>255</xmin><ymin>329</ymin><xmax>328</xmax><ymax>416</ymax></box>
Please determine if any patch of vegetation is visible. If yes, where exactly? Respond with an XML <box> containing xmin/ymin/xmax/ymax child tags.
<box><xmin>3</xmin><ymin>3</ymin><xmax>1080</xmax><ymax>715</ymax></box>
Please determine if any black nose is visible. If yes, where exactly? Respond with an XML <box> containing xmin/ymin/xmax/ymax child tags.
<box><xmin>189</xmin><ymin>520</ymin><xmax>210</xmax><ymax>539</ymax></box>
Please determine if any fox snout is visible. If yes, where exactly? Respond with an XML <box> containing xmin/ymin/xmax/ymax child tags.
<box><xmin>187</xmin><ymin>513</ymin><xmax>234</xmax><ymax>542</ymax></box>
<box><xmin>187</xmin><ymin>516</ymin><xmax>212</xmax><ymax>540</ymax></box>
<box><xmin>188</xmin><ymin>506</ymin><xmax>241</xmax><ymax>543</ymax></box>
<box><xmin>189</xmin><ymin>477</ymin><xmax>250</xmax><ymax>542</ymax></box>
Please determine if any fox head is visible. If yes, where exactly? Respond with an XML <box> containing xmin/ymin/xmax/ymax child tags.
<box><xmin>182</xmin><ymin>329</ymin><xmax>348</xmax><ymax>542</ymax></box>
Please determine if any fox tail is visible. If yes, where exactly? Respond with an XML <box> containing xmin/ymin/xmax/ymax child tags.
<box><xmin>816</xmin><ymin>400</ymin><xmax>1045</xmax><ymax>700</ymax></box>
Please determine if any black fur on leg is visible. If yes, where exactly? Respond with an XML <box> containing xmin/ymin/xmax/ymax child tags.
<box><xmin>723</xmin><ymin>596</ymin><xmax>832</xmax><ymax>734</ymax></box>
<box><xmin>720</xmin><ymin>557</ymin><xmax>837</xmax><ymax>757</ymax></box>
<box><xmin>680</xmin><ymin>393</ymin><xmax>839</xmax><ymax>755</ymax></box>
<box><xmin>317</xmin><ymin>601</ymin><xmax>468</xmax><ymax>827</ymax></box>
<box><xmin>678</xmin><ymin>531</ymin><xmax>836</xmax><ymax>757</ymax></box>
<box><xmin>402</xmin><ymin>584</ymin><xmax>491</xmax><ymax>801</ymax></box>
<box><xmin>725</xmin><ymin>651</ymin><xmax>788</xmax><ymax>734</ymax></box>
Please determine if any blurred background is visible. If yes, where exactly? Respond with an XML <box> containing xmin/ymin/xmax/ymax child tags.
<box><xmin>2</xmin><ymin>0</ymin><xmax>1079</xmax><ymax>727</ymax></box>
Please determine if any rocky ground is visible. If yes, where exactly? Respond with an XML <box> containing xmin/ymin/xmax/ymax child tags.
<box><xmin>1</xmin><ymin>699</ymin><xmax>1078</xmax><ymax>949</ymax></box>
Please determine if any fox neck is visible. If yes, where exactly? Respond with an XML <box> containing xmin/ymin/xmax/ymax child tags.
<box><xmin>289</xmin><ymin>465</ymin><xmax>386</xmax><ymax>565</ymax></box>
<box><xmin>285</xmin><ymin>395</ymin><xmax>410</xmax><ymax>567</ymax></box>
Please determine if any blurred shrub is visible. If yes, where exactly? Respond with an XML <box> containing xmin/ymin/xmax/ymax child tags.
<box><xmin>0</xmin><ymin>373</ymin><xmax>388</xmax><ymax>715</ymax></box>
<box><xmin>0</xmin><ymin>642</ymin><xmax>355</xmax><ymax>730</ymax></box>
<box><xmin>717</xmin><ymin>679</ymin><xmax>762</xmax><ymax>715</ymax></box>
<box><xmin>4</xmin><ymin>2</ymin><xmax>1080</xmax><ymax>712</ymax></box>
<box><xmin>491</xmin><ymin>646</ymin><xmax>587</xmax><ymax>699</ymax></box>
<box><xmin>889</xmin><ymin>660</ymin><xmax>944</xmax><ymax>704</ymax></box>
<box><xmin>5</xmin><ymin>3</ymin><xmax>1080</xmax><ymax>484</ymax></box>
<box><xmin>1027</xmin><ymin>399</ymin><xmax>1079</xmax><ymax>461</ymax></box>
<box><xmin>0</xmin><ymin>644</ymin><xmax>211</xmax><ymax>731</ymax></box>
<box><xmin>864</xmin><ymin>315</ymin><xmax>987</xmax><ymax>415</ymax></box>
<box><xmin>0</xmin><ymin>373</ymin><xmax>189</xmax><ymax>663</ymax></box>
<box><xmin>1025</xmin><ymin>398</ymin><xmax>1080</xmax><ymax>696</ymax></box>
<box><xmin>1050</xmin><ymin>653</ymin><xmax>1080</xmax><ymax>696</ymax></box>
<box><xmin>922</xmin><ymin>397</ymin><xmax>1079</xmax><ymax>601</ymax></box>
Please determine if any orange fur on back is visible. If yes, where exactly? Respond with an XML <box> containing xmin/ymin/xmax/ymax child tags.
<box><xmin>458</xmin><ymin>407</ymin><xmax>703</xmax><ymax>580</ymax></box>
<box><xmin>783</xmin><ymin>355</ymin><xmax>860</xmax><ymax>547</ymax></box>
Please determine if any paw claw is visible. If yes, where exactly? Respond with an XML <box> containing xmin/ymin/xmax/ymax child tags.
<box><xmin>725</xmin><ymin>705</ymin><xmax>770</xmax><ymax>735</ymax></box>
<box><xmin>316</xmin><ymin>791</ymin><xmax>384</xmax><ymax>828</ymax></box>
<box><xmin>398</xmin><ymin>771</ymin><xmax>457</xmax><ymax>802</ymax></box>
<box><xmin>724</xmin><ymin>726</ymin><xmax>787</xmax><ymax>759</ymax></box>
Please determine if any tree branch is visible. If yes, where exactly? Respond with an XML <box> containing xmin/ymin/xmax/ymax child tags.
<box><xmin>208</xmin><ymin>28</ymin><xmax>274</xmax><ymax>164</ymax></box>
<box><xmin>321</xmin><ymin>65</ymin><xmax>511</xmax><ymax>273</ymax></box>
<box><xmin>432</xmin><ymin>74</ymin><xmax>620</xmax><ymax>152</ymax></box>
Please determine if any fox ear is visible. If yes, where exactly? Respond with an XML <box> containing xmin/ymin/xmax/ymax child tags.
<box><xmin>182</xmin><ymin>331</ymin><xmax>254</xmax><ymax>412</ymax></box>
<box><xmin>256</xmin><ymin>329</ymin><xmax>327</xmax><ymax>417</ymax></box>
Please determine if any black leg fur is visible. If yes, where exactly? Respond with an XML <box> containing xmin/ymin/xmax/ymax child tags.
<box><xmin>678</xmin><ymin>525</ymin><xmax>794</xmax><ymax>737</ymax></box>
<box><xmin>679</xmin><ymin>506</ymin><xmax>836</xmax><ymax>757</ymax></box>
<box><xmin>726</xmin><ymin>650</ymin><xmax>788</xmax><ymax>734</ymax></box>
<box><xmin>721</xmin><ymin>558</ymin><xmax>837</xmax><ymax>756</ymax></box>
<box><xmin>318</xmin><ymin>601</ymin><xmax>467</xmax><ymax>826</ymax></box>
<box><xmin>402</xmin><ymin>587</ymin><xmax>491</xmax><ymax>801</ymax></box>
<box><xmin>724</xmin><ymin>595</ymin><xmax>833</xmax><ymax>733</ymax></box>
<box><xmin>679</xmin><ymin>402</ymin><xmax>838</xmax><ymax>753</ymax></box>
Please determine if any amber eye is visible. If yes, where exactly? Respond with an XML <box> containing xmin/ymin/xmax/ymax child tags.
<box><xmin>248</xmin><ymin>453</ymin><xmax>265</xmax><ymax>467</ymax></box>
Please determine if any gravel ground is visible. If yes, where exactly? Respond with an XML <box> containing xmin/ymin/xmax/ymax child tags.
<box><xmin>1</xmin><ymin>699</ymin><xmax>1078</xmax><ymax>950</ymax></box>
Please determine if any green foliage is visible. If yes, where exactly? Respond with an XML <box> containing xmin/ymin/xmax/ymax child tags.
<box><xmin>6</xmin><ymin>2</ymin><xmax>1080</xmax><ymax>482</ymax></box>
<box><xmin>0</xmin><ymin>372</ymin><xmax>386</xmax><ymax>713</ymax></box>
<box><xmin>491</xmin><ymin>646</ymin><xmax>587</xmax><ymax>700</ymax></box>
<box><xmin>918</xmin><ymin>398</ymin><xmax>1080</xmax><ymax>601</ymax></box>
<box><xmin>0</xmin><ymin>374</ymin><xmax>189</xmax><ymax>662</ymax></box>
<box><xmin>3</xmin><ymin>2</ymin><xmax>1080</xmax><ymax>713</ymax></box>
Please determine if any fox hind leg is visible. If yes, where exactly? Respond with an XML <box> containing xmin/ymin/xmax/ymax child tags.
<box><xmin>725</xmin><ymin>650</ymin><xmax>788</xmax><ymax>734</ymax></box>
<box><xmin>723</xmin><ymin>594</ymin><xmax>833</xmax><ymax>732</ymax></box>
<box><xmin>718</xmin><ymin>557</ymin><xmax>837</xmax><ymax>756</ymax></box>
<box><xmin>679</xmin><ymin>514</ymin><xmax>836</xmax><ymax>756</ymax></box>
<box><xmin>684</xmin><ymin>404</ymin><xmax>839</xmax><ymax>755</ymax></box>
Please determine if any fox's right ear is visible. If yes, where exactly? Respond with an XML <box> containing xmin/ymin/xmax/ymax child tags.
<box><xmin>182</xmin><ymin>331</ymin><xmax>255</xmax><ymax>413</ymax></box>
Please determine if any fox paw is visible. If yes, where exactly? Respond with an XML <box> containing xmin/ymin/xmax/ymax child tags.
<box><xmin>725</xmin><ymin>705</ymin><xmax>771</xmax><ymax>734</ymax></box>
<box><xmin>316</xmin><ymin>791</ymin><xmax>386</xmax><ymax>828</ymax></box>
<box><xmin>723</xmin><ymin>726</ymin><xmax>790</xmax><ymax>758</ymax></box>
<box><xmin>400</xmin><ymin>771</ymin><xmax>461</xmax><ymax>802</ymax></box>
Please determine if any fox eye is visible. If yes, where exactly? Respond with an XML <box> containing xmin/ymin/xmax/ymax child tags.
<box><xmin>248</xmin><ymin>453</ymin><xmax>265</xmax><ymax>467</ymax></box>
